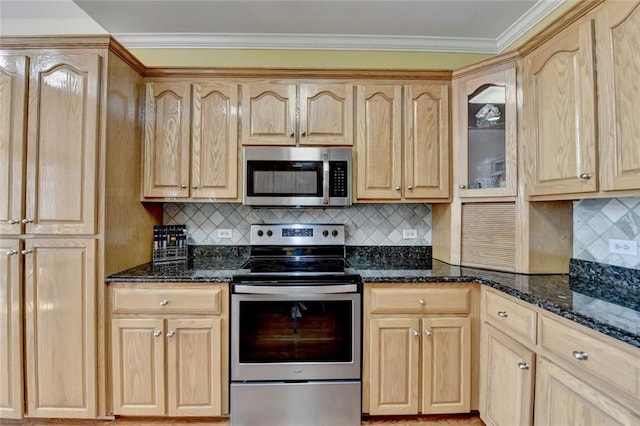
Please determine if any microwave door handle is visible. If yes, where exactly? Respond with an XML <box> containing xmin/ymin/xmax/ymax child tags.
<box><xmin>323</xmin><ymin>153</ymin><xmax>330</xmax><ymax>205</ymax></box>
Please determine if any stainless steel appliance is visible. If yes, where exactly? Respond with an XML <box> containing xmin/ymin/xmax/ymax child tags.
<box><xmin>230</xmin><ymin>224</ymin><xmax>362</xmax><ymax>426</ymax></box>
<box><xmin>243</xmin><ymin>146</ymin><xmax>352</xmax><ymax>207</ymax></box>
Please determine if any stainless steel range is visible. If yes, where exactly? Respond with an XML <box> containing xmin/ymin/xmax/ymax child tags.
<box><xmin>230</xmin><ymin>224</ymin><xmax>362</xmax><ymax>426</ymax></box>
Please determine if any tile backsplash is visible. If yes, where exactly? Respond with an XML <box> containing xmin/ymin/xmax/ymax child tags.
<box><xmin>164</xmin><ymin>203</ymin><xmax>432</xmax><ymax>246</ymax></box>
<box><xmin>573</xmin><ymin>197</ymin><xmax>640</xmax><ymax>269</ymax></box>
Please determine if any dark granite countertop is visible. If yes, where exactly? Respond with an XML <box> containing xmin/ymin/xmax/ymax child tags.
<box><xmin>106</xmin><ymin>247</ymin><xmax>640</xmax><ymax>349</ymax></box>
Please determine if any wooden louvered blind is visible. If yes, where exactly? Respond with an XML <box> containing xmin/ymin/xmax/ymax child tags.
<box><xmin>461</xmin><ymin>202</ymin><xmax>516</xmax><ymax>272</ymax></box>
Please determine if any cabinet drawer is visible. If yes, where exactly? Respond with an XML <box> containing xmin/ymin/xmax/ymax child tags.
<box><xmin>540</xmin><ymin>315</ymin><xmax>640</xmax><ymax>401</ymax></box>
<box><xmin>484</xmin><ymin>290</ymin><xmax>536</xmax><ymax>345</ymax></box>
<box><xmin>368</xmin><ymin>286</ymin><xmax>470</xmax><ymax>314</ymax></box>
<box><xmin>112</xmin><ymin>286</ymin><xmax>223</xmax><ymax>314</ymax></box>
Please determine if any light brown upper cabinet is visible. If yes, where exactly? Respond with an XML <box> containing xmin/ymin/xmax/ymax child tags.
<box><xmin>356</xmin><ymin>83</ymin><xmax>449</xmax><ymax>201</ymax></box>
<box><xmin>240</xmin><ymin>82</ymin><xmax>354</xmax><ymax>146</ymax></box>
<box><xmin>457</xmin><ymin>64</ymin><xmax>517</xmax><ymax>198</ymax></box>
<box><xmin>596</xmin><ymin>1</ymin><xmax>640</xmax><ymax>192</ymax></box>
<box><xmin>0</xmin><ymin>53</ymin><xmax>100</xmax><ymax>235</ymax></box>
<box><xmin>143</xmin><ymin>80</ymin><xmax>239</xmax><ymax>200</ymax></box>
<box><xmin>522</xmin><ymin>17</ymin><xmax>597</xmax><ymax>197</ymax></box>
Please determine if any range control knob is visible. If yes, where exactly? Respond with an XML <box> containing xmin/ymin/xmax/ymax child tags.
<box><xmin>322</xmin><ymin>230</ymin><xmax>329</xmax><ymax>237</ymax></box>
<box><xmin>332</xmin><ymin>230</ymin><xmax>339</xmax><ymax>237</ymax></box>
<box><xmin>257</xmin><ymin>230</ymin><xmax>264</xmax><ymax>237</ymax></box>
<box><xmin>266</xmin><ymin>230</ymin><xmax>273</xmax><ymax>237</ymax></box>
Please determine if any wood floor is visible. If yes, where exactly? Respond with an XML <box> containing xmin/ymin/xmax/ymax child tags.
<box><xmin>0</xmin><ymin>414</ymin><xmax>484</xmax><ymax>425</ymax></box>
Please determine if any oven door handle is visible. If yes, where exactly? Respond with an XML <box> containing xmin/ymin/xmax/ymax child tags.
<box><xmin>322</xmin><ymin>153</ymin><xmax>330</xmax><ymax>205</ymax></box>
<box><xmin>234</xmin><ymin>284</ymin><xmax>358</xmax><ymax>294</ymax></box>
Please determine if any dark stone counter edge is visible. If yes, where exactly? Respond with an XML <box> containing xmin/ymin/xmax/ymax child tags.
<box><xmin>106</xmin><ymin>272</ymin><xmax>640</xmax><ymax>349</ymax></box>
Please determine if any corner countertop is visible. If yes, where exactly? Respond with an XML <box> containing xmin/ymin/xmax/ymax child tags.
<box><xmin>106</xmin><ymin>257</ymin><xmax>640</xmax><ymax>348</ymax></box>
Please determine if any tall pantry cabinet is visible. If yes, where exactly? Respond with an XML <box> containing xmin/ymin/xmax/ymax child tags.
<box><xmin>0</xmin><ymin>36</ymin><xmax>161</xmax><ymax>419</ymax></box>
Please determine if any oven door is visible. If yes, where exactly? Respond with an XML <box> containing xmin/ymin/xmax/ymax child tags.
<box><xmin>231</xmin><ymin>285</ymin><xmax>361</xmax><ymax>381</ymax></box>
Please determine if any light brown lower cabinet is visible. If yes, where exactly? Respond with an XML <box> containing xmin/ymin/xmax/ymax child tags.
<box><xmin>479</xmin><ymin>325</ymin><xmax>534</xmax><ymax>426</ymax></box>
<box><xmin>534</xmin><ymin>358</ymin><xmax>639</xmax><ymax>426</ymax></box>
<box><xmin>368</xmin><ymin>316</ymin><xmax>471</xmax><ymax>415</ymax></box>
<box><xmin>110</xmin><ymin>284</ymin><xmax>228</xmax><ymax>417</ymax></box>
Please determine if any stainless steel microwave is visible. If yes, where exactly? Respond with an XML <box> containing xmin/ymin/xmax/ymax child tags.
<box><xmin>243</xmin><ymin>146</ymin><xmax>352</xmax><ymax>207</ymax></box>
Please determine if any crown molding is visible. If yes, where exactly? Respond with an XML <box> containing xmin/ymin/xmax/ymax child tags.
<box><xmin>113</xmin><ymin>33</ymin><xmax>499</xmax><ymax>53</ymax></box>
<box><xmin>496</xmin><ymin>0</ymin><xmax>564</xmax><ymax>53</ymax></box>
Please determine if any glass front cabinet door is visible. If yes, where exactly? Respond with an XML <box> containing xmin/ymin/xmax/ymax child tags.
<box><xmin>457</xmin><ymin>65</ymin><xmax>517</xmax><ymax>197</ymax></box>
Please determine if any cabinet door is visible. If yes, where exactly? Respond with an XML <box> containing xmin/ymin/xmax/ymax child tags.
<box><xmin>404</xmin><ymin>84</ymin><xmax>450</xmax><ymax>199</ymax></box>
<box><xmin>143</xmin><ymin>81</ymin><xmax>191</xmax><ymax>198</ymax></box>
<box><xmin>24</xmin><ymin>238</ymin><xmax>96</xmax><ymax>418</ymax></box>
<box><xmin>458</xmin><ymin>66</ymin><xmax>517</xmax><ymax>198</ymax></box>
<box><xmin>111</xmin><ymin>318</ymin><xmax>165</xmax><ymax>416</ymax></box>
<box><xmin>480</xmin><ymin>325</ymin><xmax>534</xmax><ymax>426</ymax></box>
<box><xmin>26</xmin><ymin>54</ymin><xmax>100</xmax><ymax>234</ymax></box>
<box><xmin>535</xmin><ymin>358</ymin><xmax>638</xmax><ymax>426</ymax></box>
<box><xmin>596</xmin><ymin>2</ymin><xmax>640</xmax><ymax>192</ymax></box>
<box><xmin>369</xmin><ymin>317</ymin><xmax>420</xmax><ymax>415</ymax></box>
<box><xmin>421</xmin><ymin>317</ymin><xmax>470</xmax><ymax>414</ymax></box>
<box><xmin>299</xmin><ymin>83</ymin><xmax>353</xmax><ymax>146</ymax></box>
<box><xmin>0</xmin><ymin>239</ymin><xmax>23</xmax><ymax>419</ymax></box>
<box><xmin>192</xmin><ymin>82</ymin><xmax>239</xmax><ymax>199</ymax></box>
<box><xmin>240</xmin><ymin>83</ymin><xmax>296</xmax><ymax>145</ymax></box>
<box><xmin>523</xmin><ymin>18</ymin><xmax>597</xmax><ymax>196</ymax></box>
<box><xmin>0</xmin><ymin>55</ymin><xmax>27</xmax><ymax>235</ymax></box>
<box><xmin>355</xmin><ymin>84</ymin><xmax>403</xmax><ymax>200</ymax></box>
<box><xmin>167</xmin><ymin>318</ymin><xmax>222</xmax><ymax>416</ymax></box>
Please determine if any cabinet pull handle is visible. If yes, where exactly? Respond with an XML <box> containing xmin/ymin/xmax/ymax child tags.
<box><xmin>424</xmin><ymin>329</ymin><xmax>432</xmax><ymax>336</ymax></box>
<box><xmin>412</xmin><ymin>329</ymin><xmax>420</xmax><ymax>337</ymax></box>
<box><xmin>458</xmin><ymin>185</ymin><xmax>466</xmax><ymax>189</ymax></box>
<box><xmin>21</xmin><ymin>249</ymin><xmax>32</xmax><ymax>255</ymax></box>
<box><xmin>579</xmin><ymin>173</ymin><xmax>592</xmax><ymax>180</ymax></box>
<box><xmin>22</xmin><ymin>218</ymin><xmax>33</xmax><ymax>224</ymax></box>
<box><xmin>418</xmin><ymin>298</ymin><xmax>426</xmax><ymax>305</ymax></box>
<box><xmin>6</xmin><ymin>250</ymin><xmax>18</xmax><ymax>256</ymax></box>
<box><xmin>517</xmin><ymin>362</ymin><xmax>530</xmax><ymax>370</ymax></box>
<box><xmin>9</xmin><ymin>219</ymin><xmax>20</xmax><ymax>225</ymax></box>
<box><xmin>160</xmin><ymin>299</ymin><xmax>169</xmax><ymax>306</ymax></box>
<box><xmin>153</xmin><ymin>330</ymin><xmax>162</xmax><ymax>338</ymax></box>
<box><xmin>497</xmin><ymin>311</ymin><xmax>508</xmax><ymax>318</ymax></box>
<box><xmin>167</xmin><ymin>331</ymin><xmax>175</xmax><ymax>338</ymax></box>
<box><xmin>572</xmin><ymin>351</ymin><xmax>588</xmax><ymax>360</ymax></box>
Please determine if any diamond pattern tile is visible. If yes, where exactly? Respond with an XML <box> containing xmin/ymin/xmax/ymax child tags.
<box><xmin>573</xmin><ymin>197</ymin><xmax>640</xmax><ymax>269</ymax></box>
<box><xmin>164</xmin><ymin>203</ymin><xmax>432</xmax><ymax>246</ymax></box>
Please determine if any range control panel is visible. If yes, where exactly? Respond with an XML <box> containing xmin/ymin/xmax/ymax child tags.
<box><xmin>250</xmin><ymin>224</ymin><xmax>345</xmax><ymax>246</ymax></box>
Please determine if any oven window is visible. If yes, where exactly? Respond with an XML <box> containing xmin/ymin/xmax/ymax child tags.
<box><xmin>247</xmin><ymin>161</ymin><xmax>322</xmax><ymax>197</ymax></box>
<box><xmin>238</xmin><ymin>300</ymin><xmax>353</xmax><ymax>363</ymax></box>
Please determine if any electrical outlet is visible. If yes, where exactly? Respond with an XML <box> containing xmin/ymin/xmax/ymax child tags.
<box><xmin>608</xmin><ymin>239</ymin><xmax>637</xmax><ymax>256</ymax></box>
<box><xmin>402</xmin><ymin>229</ymin><xmax>418</xmax><ymax>239</ymax></box>
<box><xmin>217</xmin><ymin>229</ymin><xmax>233</xmax><ymax>239</ymax></box>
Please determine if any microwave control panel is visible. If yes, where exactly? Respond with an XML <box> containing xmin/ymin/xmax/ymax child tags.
<box><xmin>330</xmin><ymin>161</ymin><xmax>348</xmax><ymax>197</ymax></box>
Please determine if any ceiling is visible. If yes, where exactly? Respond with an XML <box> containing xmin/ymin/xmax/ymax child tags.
<box><xmin>2</xmin><ymin>0</ymin><xmax>565</xmax><ymax>53</ymax></box>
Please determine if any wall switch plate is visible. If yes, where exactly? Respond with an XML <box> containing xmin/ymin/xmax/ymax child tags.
<box><xmin>403</xmin><ymin>229</ymin><xmax>418</xmax><ymax>239</ymax></box>
<box><xmin>608</xmin><ymin>239</ymin><xmax>637</xmax><ymax>256</ymax></box>
<box><xmin>217</xmin><ymin>229</ymin><xmax>233</xmax><ymax>239</ymax></box>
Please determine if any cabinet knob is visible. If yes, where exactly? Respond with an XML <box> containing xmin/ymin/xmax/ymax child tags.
<box><xmin>9</xmin><ymin>219</ymin><xmax>20</xmax><ymax>225</ymax></box>
<box><xmin>424</xmin><ymin>329</ymin><xmax>432</xmax><ymax>336</ymax></box>
<box><xmin>572</xmin><ymin>351</ymin><xmax>588</xmax><ymax>360</ymax></box>
<box><xmin>517</xmin><ymin>362</ymin><xmax>530</xmax><ymax>370</ymax></box>
<box><xmin>166</xmin><ymin>331</ymin><xmax>175</xmax><ymax>338</ymax></box>
<box><xmin>160</xmin><ymin>299</ymin><xmax>169</xmax><ymax>306</ymax></box>
<box><xmin>290</xmin><ymin>133</ymin><xmax>295</xmax><ymax>138</ymax></box>
<box><xmin>153</xmin><ymin>330</ymin><xmax>162</xmax><ymax>338</ymax></box>
<box><xmin>180</xmin><ymin>184</ymin><xmax>187</xmax><ymax>189</ymax></box>
<box><xmin>579</xmin><ymin>173</ymin><xmax>592</xmax><ymax>180</ymax></box>
<box><xmin>22</xmin><ymin>218</ymin><xmax>33</xmax><ymax>224</ymax></box>
<box><xmin>458</xmin><ymin>184</ymin><xmax>466</xmax><ymax>189</ymax></box>
<box><xmin>395</xmin><ymin>186</ymin><xmax>401</xmax><ymax>191</ymax></box>
<box><xmin>412</xmin><ymin>329</ymin><xmax>420</xmax><ymax>337</ymax></box>
<box><xmin>418</xmin><ymin>299</ymin><xmax>426</xmax><ymax>305</ymax></box>
<box><xmin>301</xmin><ymin>131</ymin><xmax>306</xmax><ymax>137</ymax></box>
<box><xmin>192</xmin><ymin>185</ymin><xmax>198</xmax><ymax>189</ymax></box>
<box><xmin>497</xmin><ymin>311</ymin><xmax>508</xmax><ymax>318</ymax></box>
<box><xmin>407</xmin><ymin>185</ymin><xmax>413</xmax><ymax>190</ymax></box>
<box><xmin>6</xmin><ymin>250</ymin><xmax>18</xmax><ymax>256</ymax></box>
<box><xmin>21</xmin><ymin>249</ymin><xmax>32</xmax><ymax>255</ymax></box>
